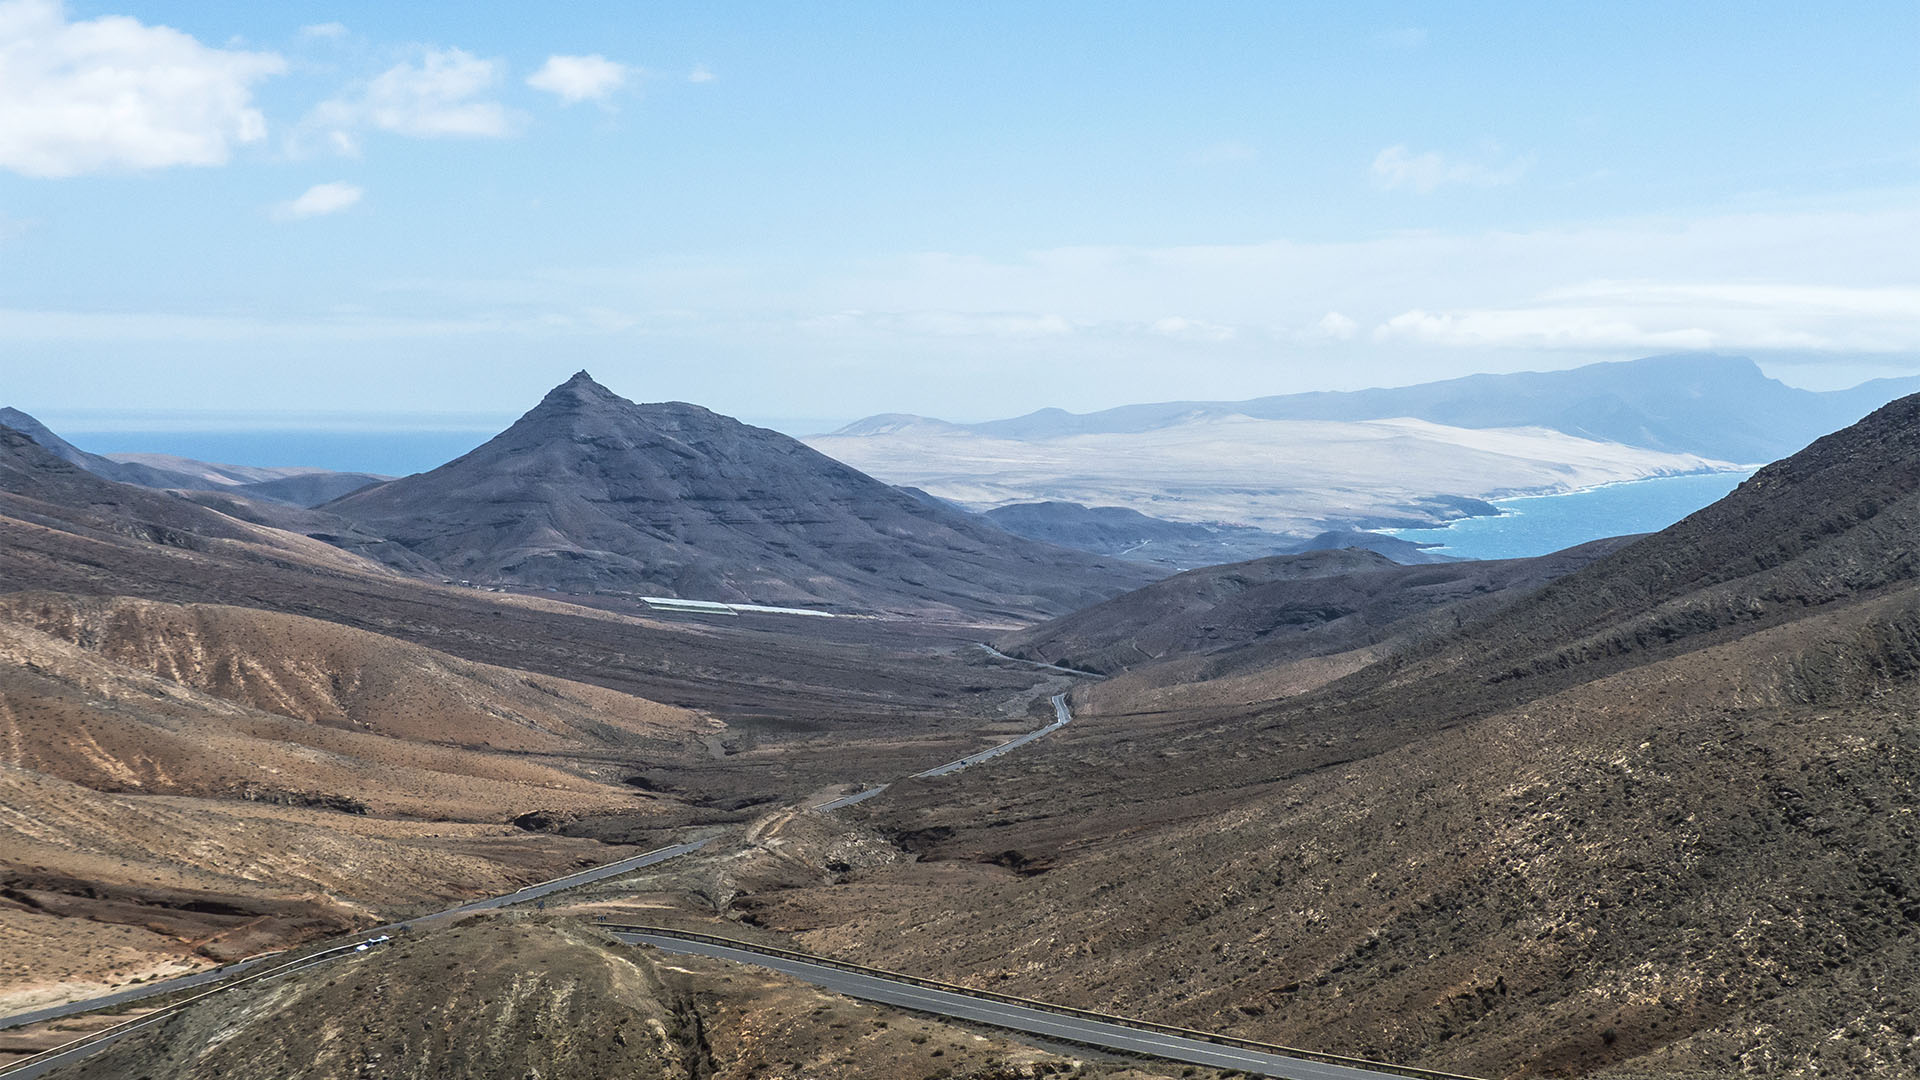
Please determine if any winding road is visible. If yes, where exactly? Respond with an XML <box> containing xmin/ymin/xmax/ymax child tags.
<box><xmin>973</xmin><ymin>642</ymin><xmax>1106</xmax><ymax>678</ymax></box>
<box><xmin>1</xmin><ymin>679</ymin><xmax>1072</xmax><ymax>1039</ymax></box>
<box><xmin>619</xmin><ymin>930</ymin><xmax>1427</xmax><ymax>1080</ymax></box>
<box><xmin>815</xmin><ymin>690</ymin><xmax>1073</xmax><ymax>808</ymax></box>
<box><xmin>0</xmin><ymin>665</ymin><xmax>1463</xmax><ymax>1080</ymax></box>
<box><xmin>916</xmin><ymin>692</ymin><xmax>1071</xmax><ymax>778</ymax></box>
<box><xmin>0</xmin><ymin>840</ymin><xmax>708</xmax><ymax>1034</ymax></box>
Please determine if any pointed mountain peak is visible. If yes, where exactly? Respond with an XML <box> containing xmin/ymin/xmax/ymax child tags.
<box><xmin>522</xmin><ymin>371</ymin><xmax>636</xmax><ymax>423</ymax></box>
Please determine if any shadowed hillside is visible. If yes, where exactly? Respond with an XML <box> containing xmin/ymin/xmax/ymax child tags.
<box><xmin>729</xmin><ymin>393</ymin><xmax>1920</xmax><ymax>1078</ymax></box>
<box><xmin>325</xmin><ymin>372</ymin><xmax>1157</xmax><ymax>619</ymax></box>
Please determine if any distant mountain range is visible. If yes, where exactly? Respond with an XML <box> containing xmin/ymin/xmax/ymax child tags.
<box><xmin>811</xmin><ymin>354</ymin><xmax>1920</xmax><ymax>551</ymax></box>
<box><xmin>319</xmin><ymin>372</ymin><xmax>1155</xmax><ymax>619</ymax></box>
<box><xmin>837</xmin><ymin>353</ymin><xmax>1920</xmax><ymax>464</ymax></box>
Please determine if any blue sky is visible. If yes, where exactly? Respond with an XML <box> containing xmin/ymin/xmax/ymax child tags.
<box><xmin>2</xmin><ymin>0</ymin><xmax>1917</xmax><ymax>434</ymax></box>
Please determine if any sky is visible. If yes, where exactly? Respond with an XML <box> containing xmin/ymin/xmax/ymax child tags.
<box><xmin>2</xmin><ymin>0</ymin><xmax>1917</xmax><ymax>437</ymax></box>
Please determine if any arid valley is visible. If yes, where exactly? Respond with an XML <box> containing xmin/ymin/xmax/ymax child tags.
<box><xmin>0</xmin><ymin>361</ymin><xmax>1916</xmax><ymax>1079</ymax></box>
<box><xmin>3</xmin><ymin>5</ymin><xmax>1916</xmax><ymax>1078</ymax></box>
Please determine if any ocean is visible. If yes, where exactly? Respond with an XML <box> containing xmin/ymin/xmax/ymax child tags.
<box><xmin>53</xmin><ymin>414</ymin><xmax>847</xmax><ymax>478</ymax></box>
<box><xmin>58</xmin><ymin>429</ymin><xmax>501</xmax><ymax>478</ymax></box>
<box><xmin>1380</xmin><ymin>470</ymin><xmax>1760</xmax><ymax>561</ymax></box>
<box><xmin>52</xmin><ymin>427</ymin><xmax>1759</xmax><ymax>559</ymax></box>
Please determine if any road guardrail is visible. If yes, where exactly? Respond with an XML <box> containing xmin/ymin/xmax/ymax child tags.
<box><xmin>608</xmin><ymin>923</ymin><xmax>1486</xmax><ymax>1080</ymax></box>
<box><xmin>0</xmin><ymin>938</ymin><xmax>392</xmax><ymax>1078</ymax></box>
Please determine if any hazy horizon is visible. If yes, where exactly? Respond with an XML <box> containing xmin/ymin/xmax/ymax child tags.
<box><xmin>20</xmin><ymin>349</ymin><xmax>1916</xmax><ymax>434</ymax></box>
<box><xmin>3</xmin><ymin>1</ymin><xmax>1915</xmax><ymax>424</ymax></box>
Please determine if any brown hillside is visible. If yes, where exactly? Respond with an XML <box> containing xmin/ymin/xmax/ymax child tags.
<box><xmin>0</xmin><ymin>765</ymin><xmax>628</xmax><ymax>1015</ymax></box>
<box><xmin>715</xmin><ymin>394</ymin><xmax>1920</xmax><ymax>1078</ymax></box>
<box><xmin>0</xmin><ymin>592</ymin><xmax>705</xmax><ymax>753</ymax></box>
<box><xmin>0</xmin><ymin>615</ymin><xmax>686</xmax><ymax>820</ymax></box>
<box><xmin>35</xmin><ymin>917</ymin><xmax>1202</xmax><ymax>1080</ymax></box>
<box><xmin>1002</xmin><ymin>538</ymin><xmax>1634</xmax><ymax>679</ymax></box>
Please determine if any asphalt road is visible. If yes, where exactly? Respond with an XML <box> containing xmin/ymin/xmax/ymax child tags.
<box><xmin>621</xmin><ymin>932</ymin><xmax>1413</xmax><ymax>1080</ymax></box>
<box><xmin>916</xmin><ymin>692</ymin><xmax>1070</xmax><ymax>778</ymax></box>
<box><xmin>814</xmin><ymin>691</ymin><xmax>1075</xmax><ymax>808</ymax></box>
<box><xmin>0</xmin><ymin>840</ymin><xmax>709</xmax><ymax>1033</ymax></box>
<box><xmin>0</xmin><ymin>945</ymin><xmax>373</xmax><ymax>1080</ymax></box>
<box><xmin>974</xmin><ymin>643</ymin><xmax>1106</xmax><ymax>678</ymax></box>
<box><xmin>0</xmin><ymin>955</ymin><xmax>282</xmax><ymax>1034</ymax></box>
<box><xmin>814</xmin><ymin>784</ymin><xmax>891</xmax><ymax>811</ymax></box>
<box><xmin>399</xmin><ymin>839</ymin><xmax>708</xmax><ymax>926</ymax></box>
<box><xmin>2</xmin><ymin>684</ymin><xmax>1107</xmax><ymax>1075</ymax></box>
<box><xmin>4</xmin><ymin>683</ymin><xmax>1076</xmax><ymax>1037</ymax></box>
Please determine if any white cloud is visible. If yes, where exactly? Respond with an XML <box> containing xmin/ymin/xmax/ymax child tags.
<box><xmin>375</xmin><ymin>202</ymin><xmax>1920</xmax><ymax>367</ymax></box>
<box><xmin>0</xmin><ymin>0</ymin><xmax>284</xmax><ymax>178</ymax></box>
<box><xmin>1374</xmin><ymin>308</ymin><xmax>1720</xmax><ymax>350</ymax></box>
<box><xmin>299</xmin><ymin>22</ymin><xmax>347</xmax><ymax>40</ymax></box>
<box><xmin>1371</xmin><ymin>144</ymin><xmax>1528</xmax><ymax>193</ymax></box>
<box><xmin>1316</xmin><ymin>311</ymin><xmax>1358</xmax><ymax>340</ymax></box>
<box><xmin>273</xmin><ymin>181</ymin><xmax>362</xmax><ymax>220</ymax></box>
<box><xmin>31</xmin><ymin>201</ymin><xmax>1910</xmax><ymax>420</ymax></box>
<box><xmin>309</xmin><ymin>47</ymin><xmax>518</xmax><ymax>146</ymax></box>
<box><xmin>526</xmin><ymin>53</ymin><xmax>630</xmax><ymax>104</ymax></box>
<box><xmin>1547</xmin><ymin>281</ymin><xmax>1920</xmax><ymax>319</ymax></box>
<box><xmin>1151</xmin><ymin>316</ymin><xmax>1236</xmax><ymax>342</ymax></box>
<box><xmin>800</xmin><ymin>309</ymin><xmax>1076</xmax><ymax>340</ymax></box>
<box><xmin>688</xmin><ymin>64</ymin><xmax>715</xmax><ymax>84</ymax></box>
<box><xmin>1374</xmin><ymin>282</ymin><xmax>1920</xmax><ymax>353</ymax></box>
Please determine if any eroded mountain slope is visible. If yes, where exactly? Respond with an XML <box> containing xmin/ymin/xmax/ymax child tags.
<box><xmin>726</xmin><ymin>394</ymin><xmax>1920</xmax><ymax>1079</ymax></box>
<box><xmin>0</xmin><ymin>592</ymin><xmax>704</xmax><ymax>753</ymax></box>
<box><xmin>36</xmin><ymin>916</ymin><xmax>1202</xmax><ymax>1080</ymax></box>
<box><xmin>325</xmin><ymin>372</ymin><xmax>1157</xmax><ymax>618</ymax></box>
<box><xmin>1001</xmin><ymin>540</ymin><xmax>1632</xmax><ymax>678</ymax></box>
<box><xmin>0</xmin><ymin>764</ymin><xmax>626</xmax><ymax>1015</ymax></box>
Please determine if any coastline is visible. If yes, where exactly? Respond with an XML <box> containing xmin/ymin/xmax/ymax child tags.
<box><xmin>1463</xmin><ymin>463</ymin><xmax>1759</xmax><ymax>511</ymax></box>
<box><xmin>1372</xmin><ymin>467</ymin><xmax>1761</xmax><ymax>558</ymax></box>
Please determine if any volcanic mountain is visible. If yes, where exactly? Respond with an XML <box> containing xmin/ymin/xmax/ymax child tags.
<box><xmin>324</xmin><ymin>372</ymin><xmax>1156</xmax><ymax>619</ymax></box>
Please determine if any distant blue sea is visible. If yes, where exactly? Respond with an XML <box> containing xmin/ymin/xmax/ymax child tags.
<box><xmin>1381</xmin><ymin>470</ymin><xmax>1759</xmax><ymax>560</ymax></box>
<box><xmin>60</xmin><ymin>430</ymin><xmax>497</xmax><ymax>478</ymax></box>
<box><xmin>52</xmin><ymin>414</ymin><xmax>841</xmax><ymax>478</ymax></box>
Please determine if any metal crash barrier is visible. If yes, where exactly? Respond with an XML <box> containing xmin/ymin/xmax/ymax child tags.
<box><xmin>606</xmin><ymin>923</ymin><xmax>1487</xmax><ymax>1080</ymax></box>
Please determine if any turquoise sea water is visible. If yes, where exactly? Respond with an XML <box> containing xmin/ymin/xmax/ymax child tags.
<box><xmin>1380</xmin><ymin>470</ymin><xmax>1759</xmax><ymax>561</ymax></box>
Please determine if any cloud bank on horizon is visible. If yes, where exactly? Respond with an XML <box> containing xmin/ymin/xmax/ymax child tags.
<box><xmin>0</xmin><ymin>0</ymin><xmax>1914</xmax><ymax>423</ymax></box>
